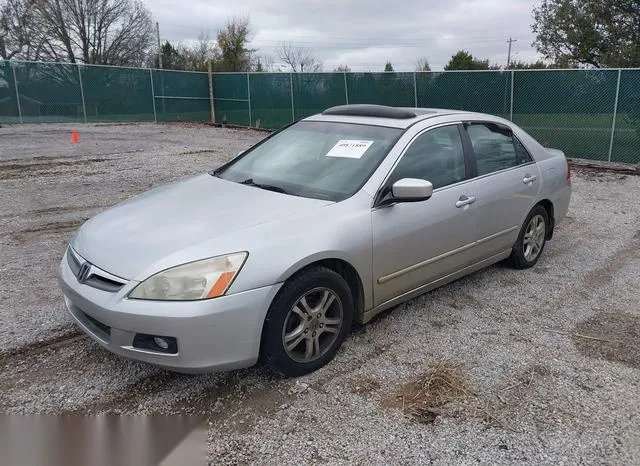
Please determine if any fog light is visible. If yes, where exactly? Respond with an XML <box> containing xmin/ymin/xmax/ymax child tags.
<box><xmin>153</xmin><ymin>337</ymin><xmax>169</xmax><ymax>350</ymax></box>
<box><xmin>133</xmin><ymin>333</ymin><xmax>178</xmax><ymax>354</ymax></box>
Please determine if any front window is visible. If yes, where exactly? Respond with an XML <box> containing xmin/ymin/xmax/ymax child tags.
<box><xmin>387</xmin><ymin>125</ymin><xmax>467</xmax><ymax>189</ymax></box>
<box><xmin>215</xmin><ymin>121</ymin><xmax>403</xmax><ymax>201</ymax></box>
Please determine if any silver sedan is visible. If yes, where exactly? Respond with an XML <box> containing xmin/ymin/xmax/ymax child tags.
<box><xmin>58</xmin><ymin>105</ymin><xmax>572</xmax><ymax>376</ymax></box>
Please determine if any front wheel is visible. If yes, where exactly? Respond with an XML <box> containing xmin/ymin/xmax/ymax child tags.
<box><xmin>507</xmin><ymin>205</ymin><xmax>549</xmax><ymax>269</ymax></box>
<box><xmin>262</xmin><ymin>267</ymin><xmax>354</xmax><ymax>377</ymax></box>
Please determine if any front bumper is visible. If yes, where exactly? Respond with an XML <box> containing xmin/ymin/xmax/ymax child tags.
<box><xmin>58</xmin><ymin>252</ymin><xmax>282</xmax><ymax>373</ymax></box>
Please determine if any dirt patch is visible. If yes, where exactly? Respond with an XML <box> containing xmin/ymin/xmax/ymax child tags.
<box><xmin>449</xmin><ymin>293</ymin><xmax>481</xmax><ymax>310</ymax></box>
<box><xmin>0</xmin><ymin>326</ymin><xmax>82</xmax><ymax>367</ymax></box>
<box><xmin>178</xmin><ymin>149</ymin><xmax>220</xmax><ymax>156</ymax></box>
<box><xmin>0</xmin><ymin>205</ymin><xmax>107</xmax><ymax>219</ymax></box>
<box><xmin>583</xmin><ymin>234</ymin><xmax>640</xmax><ymax>287</ymax></box>
<box><xmin>571</xmin><ymin>160</ymin><xmax>639</xmax><ymax>177</ymax></box>
<box><xmin>5</xmin><ymin>219</ymin><xmax>87</xmax><ymax>243</ymax></box>
<box><xmin>60</xmin><ymin>370</ymin><xmax>184</xmax><ymax>415</ymax></box>
<box><xmin>17</xmin><ymin>219</ymin><xmax>86</xmax><ymax>235</ymax></box>
<box><xmin>349</xmin><ymin>377</ymin><xmax>381</xmax><ymax>395</ymax></box>
<box><xmin>0</xmin><ymin>158</ymin><xmax>111</xmax><ymax>179</ymax></box>
<box><xmin>430</xmin><ymin>315</ymin><xmax>461</xmax><ymax>329</ymax></box>
<box><xmin>573</xmin><ymin>311</ymin><xmax>640</xmax><ymax>369</ymax></box>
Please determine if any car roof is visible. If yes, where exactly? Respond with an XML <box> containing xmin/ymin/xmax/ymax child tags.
<box><xmin>303</xmin><ymin>104</ymin><xmax>498</xmax><ymax>129</ymax></box>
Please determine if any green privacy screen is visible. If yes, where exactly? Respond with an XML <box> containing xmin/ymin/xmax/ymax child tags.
<box><xmin>81</xmin><ymin>65</ymin><xmax>155</xmax><ymax>121</ymax></box>
<box><xmin>347</xmin><ymin>72</ymin><xmax>415</xmax><ymax>107</ymax></box>
<box><xmin>248</xmin><ymin>73</ymin><xmax>292</xmax><ymax>129</ymax></box>
<box><xmin>613</xmin><ymin>70</ymin><xmax>640</xmax><ymax>163</ymax></box>
<box><xmin>0</xmin><ymin>61</ymin><xmax>19</xmax><ymax>123</ymax></box>
<box><xmin>213</xmin><ymin>73</ymin><xmax>249</xmax><ymax>126</ymax></box>
<box><xmin>6</xmin><ymin>61</ymin><xmax>83</xmax><ymax>123</ymax></box>
<box><xmin>0</xmin><ymin>61</ymin><xmax>208</xmax><ymax>124</ymax></box>
<box><xmin>416</xmin><ymin>71</ymin><xmax>511</xmax><ymax>118</ymax></box>
<box><xmin>212</xmin><ymin>69</ymin><xmax>639</xmax><ymax>163</ymax></box>
<box><xmin>512</xmin><ymin>69</ymin><xmax>619</xmax><ymax>162</ymax></box>
<box><xmin>152</xmin><ymin>69</ymin><xmax>210</xmax><ymax>122</ymax></box>
<box><xmin>1</xmin><ymin>61</ymin><xmax>639</xmax><ymax>163</ymax></box>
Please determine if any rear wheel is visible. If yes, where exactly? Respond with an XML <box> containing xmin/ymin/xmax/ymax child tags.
<box><xmin>507</xmin><ymin>205</ymin><xmax>549</xmax><ymax>269</ymax></box>
<box><xmin>262</xmin><ymin>267</ymin><xmax>353</xmax><ymax>377</ymax></box>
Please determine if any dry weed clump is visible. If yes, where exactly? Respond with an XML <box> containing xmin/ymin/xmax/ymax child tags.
<box><xmin>397</xmin><ymin>360</ymin><xmax>473</xmax><ymax>424</ymax></box>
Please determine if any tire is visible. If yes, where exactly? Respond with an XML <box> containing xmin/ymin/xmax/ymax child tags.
<box><xmin>507</xmin><ymin>205</ymin><xmax>549</xmax><ymax>269</ymax></box>
<box><xmin>262</xmin><ymin>266</ymin><xmax>354</xmax><ymax>377</ymax></box>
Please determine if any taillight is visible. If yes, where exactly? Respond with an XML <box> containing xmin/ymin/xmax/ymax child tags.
<box><xmin>566</xmin><ymin>162</ymin><xmax>572</xmax><ymax>181</ymax></box>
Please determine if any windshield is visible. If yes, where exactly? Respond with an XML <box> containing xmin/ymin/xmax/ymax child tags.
<box><xmin>215</xmin><ymin>121</ymin><xmax>403</xmax><ymax>201</ymax></box>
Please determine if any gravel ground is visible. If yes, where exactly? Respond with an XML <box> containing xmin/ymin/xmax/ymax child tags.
<box><xmin>1</xmin><ymin>123</ymin><xmax>639</xmax><ymax>465</ymax></box>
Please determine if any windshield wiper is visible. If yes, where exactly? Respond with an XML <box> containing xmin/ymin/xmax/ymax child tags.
<box><xmin>238</xmin><ymin>178</ymin><xmax>292</xmax><ymax>195</ymax></box>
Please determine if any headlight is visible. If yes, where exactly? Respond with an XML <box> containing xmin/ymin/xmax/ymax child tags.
<box><xmin>129</xmin><ymin>252</ymin><xmax>248</xmax><ymax>301</ymax></box>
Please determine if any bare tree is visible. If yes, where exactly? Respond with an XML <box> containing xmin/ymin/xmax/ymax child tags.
<box><xmin>334</xmin><ymin>64</ymin><xmax>351</xmax><ymax>72</ymax></box>
<box><xmin>415</xmin><ymin>57</ymin><xmax>431</xmax><ymax>71</ymax></box>
<box><xmin>178</xmin><ymin>32</ymin><xmax>219</xmax><ymax>71</ymax></box>
<box><xmin>0</xmin><ymin>0</ymin><xmax>154</xmax><ymax>65</ymax></box>
<box><xmin>0</xmin><ymin>0</ymin><xmax>37</xmax><ymax>59</ymax></box>
<box><xmin>252</xmin><ymin>54</ymin><xmax>275</xmax><ymax>71</ymax></box>
<box><xmin>277</xmin><ymin>42</ymin><xmax>323</xmax><ymax>72</ymax></box>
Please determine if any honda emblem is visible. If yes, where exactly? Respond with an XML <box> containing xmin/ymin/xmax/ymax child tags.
<box><xmin>77</xmin><ymin>262</ymin><xmax>92</xmax><ymax>283</ymax></box>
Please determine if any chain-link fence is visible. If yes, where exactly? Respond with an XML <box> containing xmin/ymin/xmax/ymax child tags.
<box><xmin>1</xmin><ymin>60</ymin><xmax>639</xmax><ymax>163</ymax></box>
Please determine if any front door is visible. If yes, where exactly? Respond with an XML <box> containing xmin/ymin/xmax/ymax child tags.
<box><xmin>371</xmin><ymin>124</ymin><xmax>477</xmax><ymax>306</ymax></box>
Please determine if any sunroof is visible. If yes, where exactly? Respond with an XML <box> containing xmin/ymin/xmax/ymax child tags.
<box><xmin>322</xmin><ymin>105</ymin><xmax>420</xmax><ymax>119</ymax></box>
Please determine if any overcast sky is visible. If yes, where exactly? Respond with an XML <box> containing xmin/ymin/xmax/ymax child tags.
<box><xmin>147</xmin><ymin>0</ymin><xmax>543</xmax><ymax>71</ymax></box>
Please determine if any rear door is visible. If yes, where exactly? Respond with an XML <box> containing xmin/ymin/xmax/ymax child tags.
<box><xmin>462</xmin><ymin>122</ymin><xmax>541</xmax><ymax>261</ymax></box>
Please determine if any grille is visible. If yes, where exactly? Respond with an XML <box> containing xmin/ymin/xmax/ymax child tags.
<box><xmin>66</xmin><ymin>247</ymin><xmax>127</xmax><ymax>293</ymax></box>
<box><xmin>83</xmin><ymin>275</ymin><xmax>126</xmax><ymax>293</ymax></box>
<box><xmin>67</xmin><ymin>247</ymin><xmax>82</xmax><ymax>276</ymax></box>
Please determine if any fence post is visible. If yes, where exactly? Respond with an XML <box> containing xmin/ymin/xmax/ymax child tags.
<box><xmin>608</xmin><ymin>69</ymin><xmax>622</xmax><ymax>162</ymax></box>
<box><xmin>12</xmin><ymin>64</ymin><xmax>23</xmax><ymax>124</ymax></box>
<box><xmin>413</xmin><ymin>72</ymin><xmax>418</xmax><ymax>107</ymax></box>
<box><xmin>290</xmin><ymin>73</ymin><xmax>295</xmax><ymax>122</ymax></box>
<box><xmin>509</xmin><ymin>70</ymin><xmax>514</xmax><ymax>121</ymax></box>
<box><xmin>77</xmin><ymin>64</ymin><xmax>87</xmax><ymax>123</ymax></box>
<box><xmin>247</xmin><ymin>72</ymin><xmax>252</xmax><ymax>127</ymax></box>
<box><xmin>208</xmin><ymin>62</ymin><xmax>215</xmax><ymax>124</ymax></box>
<box><xmin>344</xmin><ymin>72</ymin><xmax>349</xmax><ymax>104</ymax></box>
<box><xmin>149</xmin><ymin>69</ymin><xmax>157</xmax><ymax>123</ymax></box>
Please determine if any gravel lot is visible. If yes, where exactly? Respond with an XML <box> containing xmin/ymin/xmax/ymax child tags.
<box><xmin>1</xmin><ymin>123</ymin><xmax>639</xmax><ymax>465</ymax></box>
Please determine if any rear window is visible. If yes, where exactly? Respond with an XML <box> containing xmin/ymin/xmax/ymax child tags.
<box><xmin>467</xmin><ymin>123</ymin><xmax>533</xmax><ymax>176</ymax></box>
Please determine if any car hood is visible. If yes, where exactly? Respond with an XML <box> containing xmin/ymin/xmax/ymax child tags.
<box><xmin>72</xmin><ymin>174</ymin><xmax>332</xmax><ymax>279</ymax></box>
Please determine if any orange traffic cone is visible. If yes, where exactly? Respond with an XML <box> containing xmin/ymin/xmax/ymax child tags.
<box><xmin>71</xmin><ymin>130</ymin><xmax>80</xmax><ymax>143</ymax></box>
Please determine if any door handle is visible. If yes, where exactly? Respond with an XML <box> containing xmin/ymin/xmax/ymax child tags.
<box><xmin>455</xmin><ymin>195</ymin><xmax>476</xmax><ymax>208</ymax></box>
<box><xmin>523</xmin><ymin>174</ymin><xmax>537</xmax><ymax>184</ymax></box>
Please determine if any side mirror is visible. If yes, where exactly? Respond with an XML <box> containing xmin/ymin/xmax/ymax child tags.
<box><xmin>379</xmin><ymin>178</ymin><xmax>433</xmax><ymax>206</ymax></box>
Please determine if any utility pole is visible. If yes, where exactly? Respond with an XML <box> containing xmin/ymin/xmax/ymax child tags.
<box><xmin>156</xmin><ymin>22</ymin><xmax>162</xmax><ymax>69</ymax></box>
<box><xmin>506</xmin><ymin>37</ymin><xmax>518</xmax><ymax>69</ymax></box>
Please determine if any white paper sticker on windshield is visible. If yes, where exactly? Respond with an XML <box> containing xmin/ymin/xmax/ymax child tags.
<box><xmin>325</xmin><ymin>140</ymin><xmax>374</xmax><ymax>159</ymax></box>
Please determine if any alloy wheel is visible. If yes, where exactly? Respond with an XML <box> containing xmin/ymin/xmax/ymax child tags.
<box><xmin>523</xmin><ymin>214</ymin><xmax>546</xmax><ymax>262</ymax></box>
<box><xmin>281</xmin><ymin>287</ymin><xmax>343</xmax><ymax>363</ymax></box>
